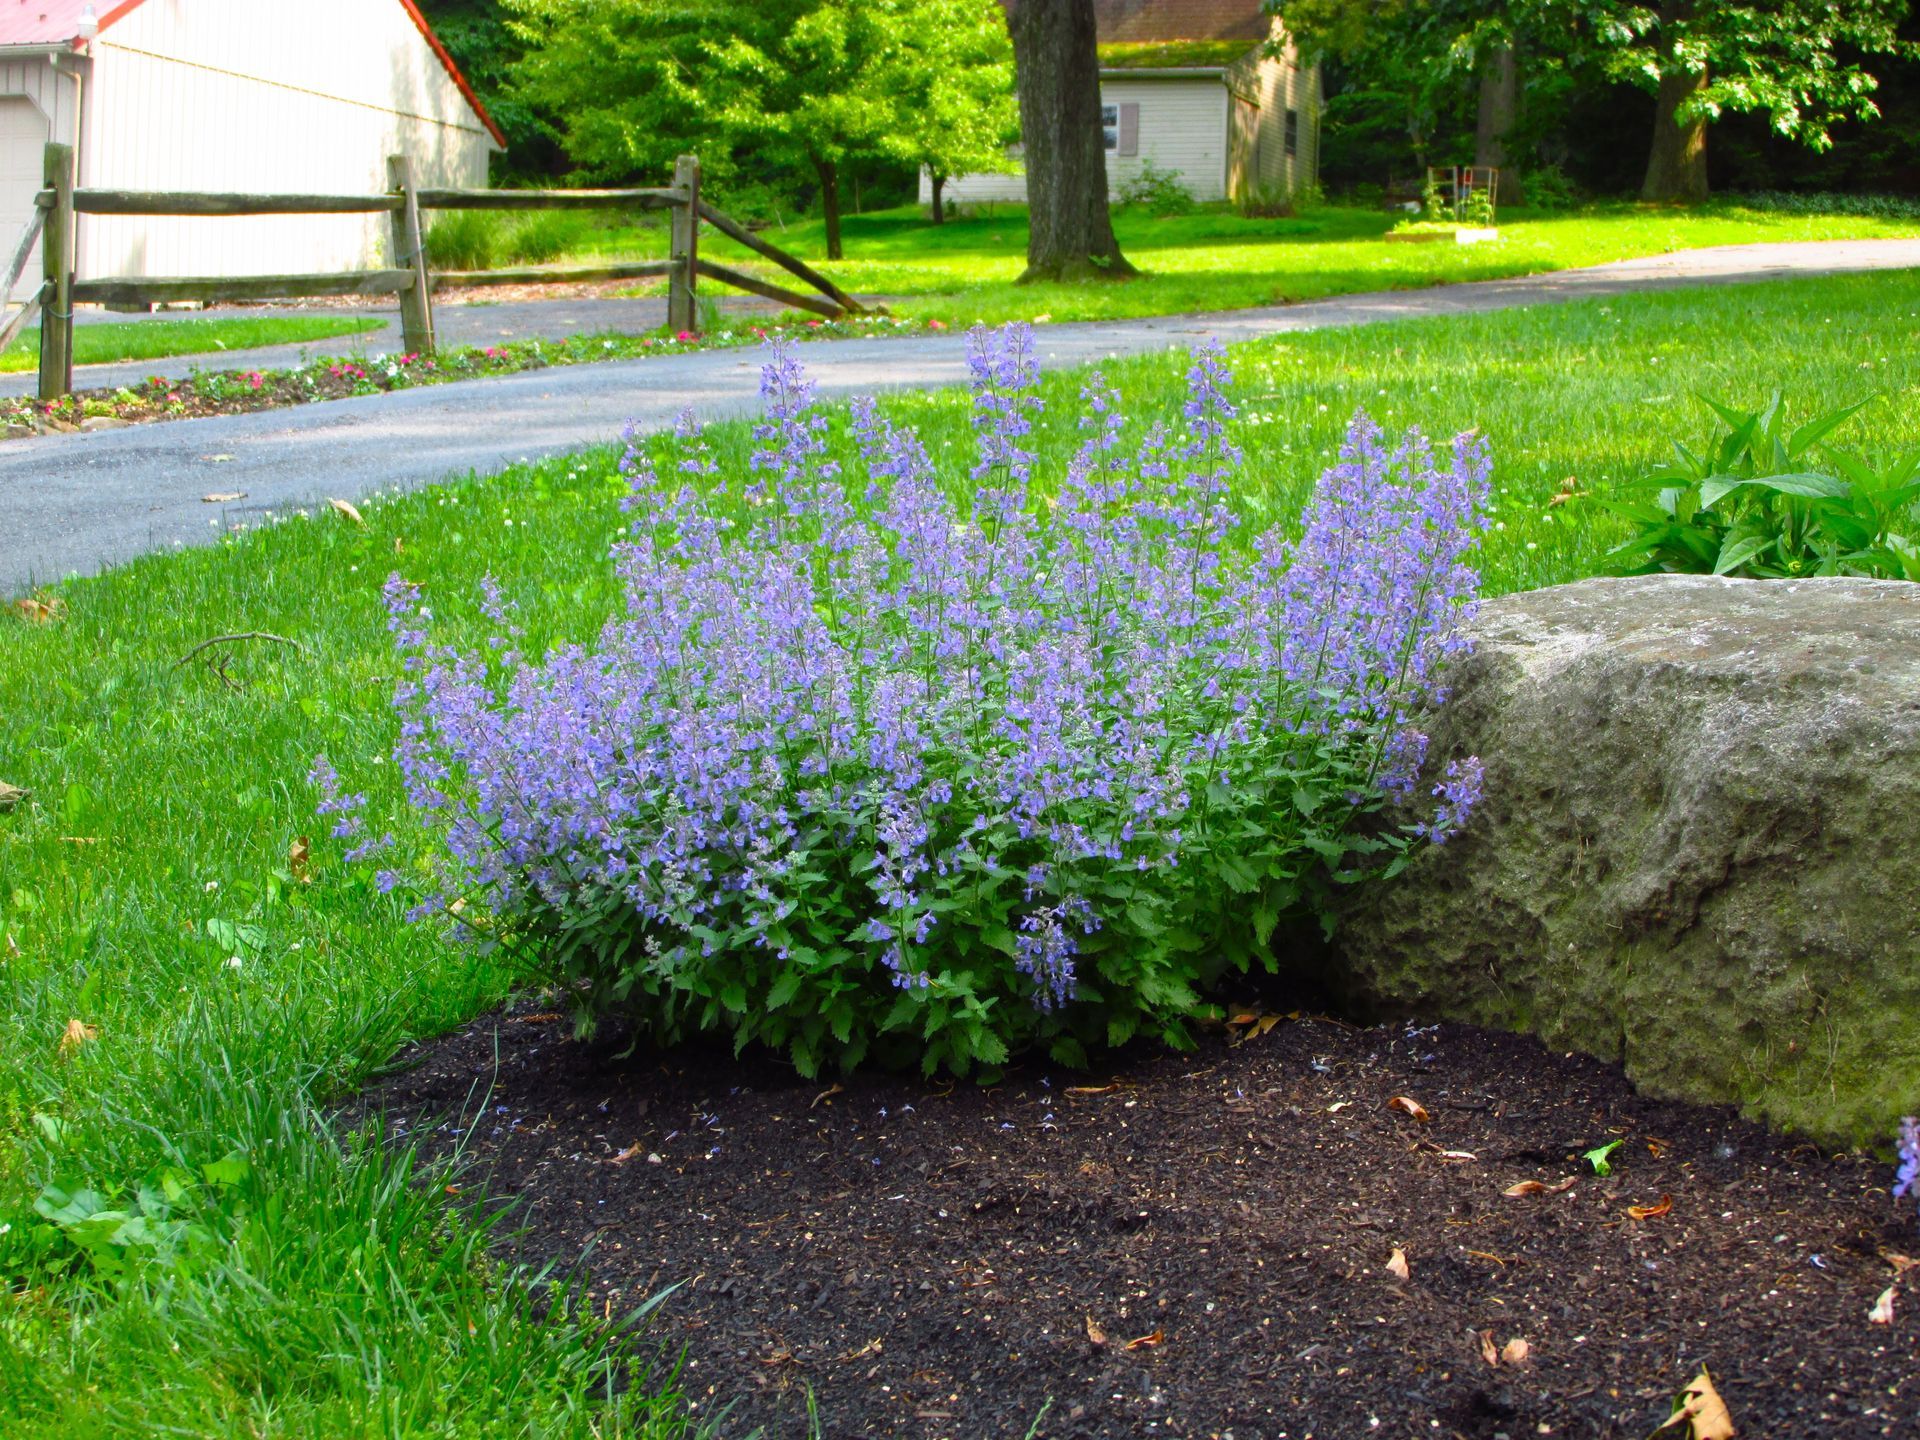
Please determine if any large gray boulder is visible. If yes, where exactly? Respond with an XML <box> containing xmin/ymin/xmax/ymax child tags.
<box><xmin>1337</xmin><ymin>574</ymin><xmax>1920</xmax><ymax>1144</ymax></box>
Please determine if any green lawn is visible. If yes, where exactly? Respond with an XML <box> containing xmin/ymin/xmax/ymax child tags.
<box><xmin>2</xmin><ymin>269</ymin><xmax>1917</xmax><ymax>1436</ymax></box>
<box><xmin>564</xmin><ymin>198</ymin><xmax>1920</xmax><ymax>324</ymax></box>
<box><xmin>0</xmin><ymin>314</ymin><xmax>385</xmax><ymax>373</ymax></box>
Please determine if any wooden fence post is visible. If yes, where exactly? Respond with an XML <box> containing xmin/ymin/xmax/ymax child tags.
<box><xmin>38</xmin><ymin>142</ymin><xmax>75</xmax><ymax>403</ymax></box>
<box><xmin>386</xmin><ymin>154</ymin><xmax>435</xmax><ymax>355</ymax></box>
<box><xmin>668</xmin><ymin>153</ymin><xmax>700</xmax><ymax>334</ymax></box>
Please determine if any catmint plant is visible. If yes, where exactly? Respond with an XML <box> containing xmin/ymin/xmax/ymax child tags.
<box><xmin>1896</xmin><ymin>1117</ymin><xmax>1919</xmax><ymax>1221</ymax></box>
<box><xmin>319</xmin><ymin>325</ymin><xmax>1490</xmax><ymax>1077</ymax></box>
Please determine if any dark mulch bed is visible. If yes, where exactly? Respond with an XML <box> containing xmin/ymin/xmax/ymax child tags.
<box><xmin>350</xmin><ymin>998</ymin><xmax>1919</xmax><ymax>1439</ymax></box>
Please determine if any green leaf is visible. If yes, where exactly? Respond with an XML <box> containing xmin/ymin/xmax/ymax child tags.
<box><xmin>1788</xmin><ymin>397</ymin><xmax>1871</xmax><ymax>457</ymax></box>
<box><xmin>1712</xmin><ymin>534</ymin><xmax>1773</xmax><ymax>576</ymax></box>
<box><xmin>1048</xmin><ymin>1036</ymin><xmax>1088</xmax><ymax>1069</ymax></box>
<box><xmin>1700</xmin><ymin>472</ymin><xmax>1849</xmax><ymax>509</ymax></box>
<box><xmin>765</xmin><ymin>970</ymin><xmax>803</xmax><ymax>1012</ymax></box>
<box><xmin>200</xmin><ymin>1153</ymin><xmax>250</xmax><ymax>1189</ymax></box>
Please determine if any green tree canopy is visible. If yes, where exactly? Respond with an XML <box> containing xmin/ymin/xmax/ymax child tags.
<box><xmin>888</xmin><ymin>0</ymin><xmax>1021</xmax><ymax>223</ymax></box>
<box><xmin>1279</xmin><ymin>0</ymin><xmax>1912</xmax><ymax>201</ymax></box>
<box><xmin>1567</xmin><ymin>0</ymin><xmax>1911</xmax><ymax>199</ymax></box>
<box><xmin>503</xmin><ymin>0</ymin><xmax>1014</xmax><ymax>255</ymax></box>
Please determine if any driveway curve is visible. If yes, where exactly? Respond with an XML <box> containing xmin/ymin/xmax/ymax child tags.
<box><xmin>3</xmin><ymin>237</ymin><xmax>1916</xmax><ymax>595</ymax></box>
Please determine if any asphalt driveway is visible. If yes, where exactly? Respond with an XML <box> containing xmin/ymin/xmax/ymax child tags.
<box><xmin>4</xmin><ymin>238</ymin><xmax>1916</xmax><ymax>595</ymax></box>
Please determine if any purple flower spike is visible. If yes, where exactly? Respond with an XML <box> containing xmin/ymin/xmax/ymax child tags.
<box><xmin>1896</xmin><ymin>1117</ymin><xmax>1919</xmax><ymax>1203</ymax></box>
<box><xmin>325</xmin><ymin>327</ymin><xmax>1492</xmax><ymax>1072</ymax></box>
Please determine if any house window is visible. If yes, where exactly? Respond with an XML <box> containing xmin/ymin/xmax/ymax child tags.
<box><xmin>1284</xmin><ymin>108</ymin><xmax>1299</xmax><ymax>158</ymax></box>
<box><xmin>1100</xmin><ymin>104</ymin><xmax>1119</xmax><ymax>151</ymax></box>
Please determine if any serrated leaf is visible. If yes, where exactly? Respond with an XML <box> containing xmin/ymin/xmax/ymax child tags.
<box><xmin>765</xmin><ymin>970</ymin><xmax>803</xmax><ymax>1011</ymax></box>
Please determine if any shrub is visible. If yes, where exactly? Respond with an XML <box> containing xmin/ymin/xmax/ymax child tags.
<box><xmin>320</xmin><ymin>327</ymin><xmax>1489</xmax><ymax>1078</ymax></box>
<box><xmin>1523</xmin><ymin>164</ymin><xmax>1576</xmax><ymax>213</ymax></box>
<box><xmin>424</xmin><ymin>209</ymin><xmax>591</xmax><ymax>272</ymax></box>
<box><xmin>1118</xmin><ymin>160</ymin><xmax>1197</xmax><ymax>217</ymax></box>
<box><xmin>423</xmin><ymin>210</ymin><xmax>503</xmax><ymax>272</ymax></box>
<box><xmin>1722</xmin><ymin>190</ymin><xmax>1920</xmax><ymax>223</ymax></box>
<box><xmin>1605</xmin><ymin>392</ymin><xmax>1920</xmax><ymax>580</ymax></box>
<box><xmin>1233</xmin><ymin>179</ymin><xmax>1296</xmax><ymax>219</ymax></box>
<box><xmin>503</xmin><ymin>210</ymin><xmax>590</xmax><ymax>265</ymax></box>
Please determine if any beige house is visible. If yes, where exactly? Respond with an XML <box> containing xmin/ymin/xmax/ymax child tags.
<box><xmin>0</xmin><ymin>0</ymin><xmax>502</xmax><ymax>282</ymax></box>
<box><xmin>925</xmin><ymin>0</ymin><xmax>1320</xmax><ymax>209</ymax></box>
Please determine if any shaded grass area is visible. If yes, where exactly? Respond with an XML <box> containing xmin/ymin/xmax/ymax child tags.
<box><xmin>0</xmin><ymin>271</ymin><xmax>1915</xmax><ymax>1436</ymax></box>
<box><xmin>572</xmin><ymin>198</ymin><xmax>1918</xmax><ymax>324</ymax></box>
<box><xmin>0</xmin><ymin>315</ymin><xmax>385</xmax><ymax>374</ymax></box>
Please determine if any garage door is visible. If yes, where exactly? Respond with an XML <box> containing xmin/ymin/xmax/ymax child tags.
<box><xmin>0</xmin><ymin>97</ymin><xmax>49</xmax><ymax>296</ymax></box>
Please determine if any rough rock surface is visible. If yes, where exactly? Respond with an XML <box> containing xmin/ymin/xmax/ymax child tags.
<box><xmin>1337</xmin><ymin>574</ymin><xmax>1920</xmax><ymax>1144</ymax></box>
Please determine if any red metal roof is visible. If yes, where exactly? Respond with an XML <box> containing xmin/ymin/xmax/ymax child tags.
<box><xmin>0</xmin><ymin>0</ymin><xmax>139</xmax><ymax>48</ymax></box>
<box><xmin>0</xmin><ymin>0</ymin><xmax>504</xmax><ymax>148</ymax></box>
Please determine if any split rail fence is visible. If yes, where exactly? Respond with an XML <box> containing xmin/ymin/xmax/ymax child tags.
<box><xmin>3</xmin><ymin>147</ymin><xmax>872</xmax><ymax>402</ymax></box>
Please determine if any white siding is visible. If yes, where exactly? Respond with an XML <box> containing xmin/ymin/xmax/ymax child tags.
<box><xmin>1230</xmin><ymin>28</ymin><xmax>1321</xmax><ymax>199</ymax></box>
<box><xmin>926</xmin><ymin>74</ymin><xmax>1233</xmax><ymax>208</ymax></box>
<box><xmin>0</xmin><ymin>56</ymin><xmax>80</xmax><ymax>281</ymax></box>
<box><xmin>76</xmin><ymin>0</ymin><xmax>496</xmax><ymax>280</ymax></box>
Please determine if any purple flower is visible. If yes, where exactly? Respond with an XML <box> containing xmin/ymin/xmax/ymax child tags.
<box><xmin>1896</xmin><ymin>1116</ymin><xmax>1919</xmax><ymax>1204</ymax></box>
<box><xmin>336</xmin><ymin>327</ymin><xmax>1490</xmax><ymax>1053</ymax></box>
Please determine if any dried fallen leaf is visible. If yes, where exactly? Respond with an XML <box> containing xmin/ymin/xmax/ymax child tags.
<box><xmin>1546</xmin><ymin>476</ymin><xmax>1583</xmax><ymax>507</ymax></box>
<box><xmin>1647</xmin><ymin>1137</ymin><xmax>1672</xmax><ymax>1159</ymax></box>
<box><xmin>1478</xmin><ymin>1329</ymin><xmax>1499</xmax><ymax>1367</ymax></box>
<box><xmin>393</xmin><ymin>536</ymin><xmax>405</xmax><ymax>554</ymax></box>
<box><xmin>1869</xmin><ymin>1286</ymin><xmax>1896</xmax><ymax>1325</ymax></box>
<box><xmin>1440</xmin><ymin>1150</ymin><xmax>1479</xmax><ymax>1162</ymax></box>
<box><xmin>1502</xmin><ymin>1177</ymin><xmax>1579</xmax><ymax>1198</ymax></box>
<box><xmin>1387</xmin><ymin>1095</ymin><xmax>1430</xmax><ymax>1123</ymax></box>
<box><xmin>1500</xmin><ymin>1338</ymin><xmax>1531</xmax><ymax>1366</ymax></box>
<box><xmin>1881</xmin><ymin>1251</ymin><xmax>1919</xmax><ymax>1274</ymax></box>
<box><xmin>0</xmin><ymin>782</ymin><xmax>28</xmax><ymax>812</ymax></box>
<box><xmin>289</xmin><ymin>836</ymin><xmax>311</xmax><ymax>883</ymax></box>
<box><xmin>1628</xmin><ymin>1195</ymin><xmax>1674</xmax><ymax>1221</ymax></box>
<box><xmin>202</xmin><ymin>492</ymin><xmax>247</xmax><ymax>504</ymax></box>
<box><xmin>329</xmin><ymin>498</ymin><xmax>366</xmax><ymax>527</ymax></box>
<box><xmin>1125</xmin><ymin>1327</ymin><xmax>1164</xmax><ymax>1350</ymax></box>
<box><xmin>1655</xmin><ymin>1368</ymin><xmax>1736</xmax><ymax>1439</ymax></box>
<box><xmin>58</xmin><ymin>1018</ymin><xmax>98</xmax><ymax>1054</ymax></box>
<box><xmin>14</xmin><ymin>595</ymin><xmax>64</xmax><ymax>624</ymax></box>
<box><xmin>1326</xmin><ymin>1101</ymin><xmax>1352</xmax><ymax>1113</ymax></box>
<box><xmin>1085</xmin><ymin>1314</ymin><xmax>1108</xmax><ymax>1347</ymax></box>
<box><xmin>1385</xmin><ymin>1247</ymin><xmax>1411</xmax><ymax>1281</ymax></box>
<box><xmin>810</xmin><ymin>1082</ymin><xmax>845</xmax><ymax>1109</ymax></box>
<box><xmin>1066</xmin><ymin>1084</ymin><xmax>1118</xmax><ymax>1096</ymax></box>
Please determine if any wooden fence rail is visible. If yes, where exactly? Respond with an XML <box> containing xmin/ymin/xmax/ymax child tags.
<box><xmin>13</xmin><ymin>147</ymin><xmax>872</xmax><ymax>402</ymax></box>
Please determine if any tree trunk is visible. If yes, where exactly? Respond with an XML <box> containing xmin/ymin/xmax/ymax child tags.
<box><xmin>1475</xmin><ymin>43</ymin><xmax>1522</xmax><ymax>207</ymax></box>
<box><xmin>1642</xmin><ymin>4</ymin><xmax>1709</xmax><ymax>203</ymax></box>
<box><xmin>931</xmin><ymin>172</ymin><xmax>947</xmax><ymax>225</ymax></box>
<box><xmin>816</xmin><ymin>156</ymin><xmax>844</xmax><ymax>260</ymax></box>
<box><xmin>1642</xmin><ymin>67</ymin><xmax>1709</xmax><ymax>201</ymax></box>
<box><xmin>1005</xmin><ymin>0</ymin><xmax>1135</xmax><ymax>283</ymax></box>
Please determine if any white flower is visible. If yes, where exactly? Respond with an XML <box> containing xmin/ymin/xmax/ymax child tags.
<box><xmin>204</xmin><ymin>881</ymin><xmax>220</xmax><ymax>893</ymax></box>
<box><xmin>226</xmin><ymin>956</ymin><xmax>244</xmax><ymax>970</ymax></box>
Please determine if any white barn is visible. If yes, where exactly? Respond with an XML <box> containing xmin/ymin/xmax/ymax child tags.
<box><xmin>927</xmin><ymin>0</ymin><xmax>1320</xmax><ymax>210</ymax></box>
<box><xmin>0</xmin><ymin>0</ymin><xmax>502</xmax><ymax>283</ymax></box>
